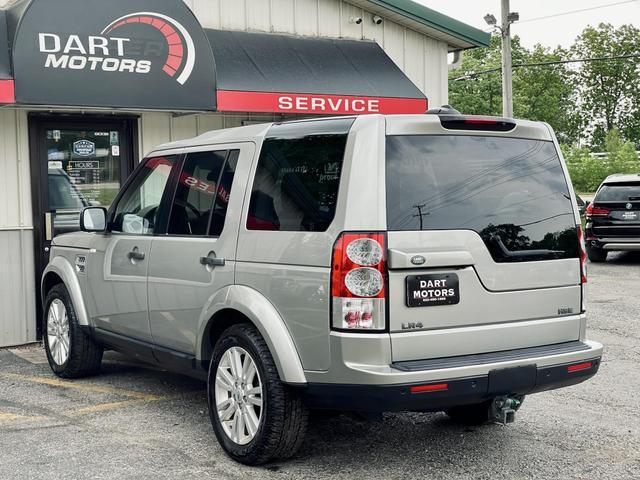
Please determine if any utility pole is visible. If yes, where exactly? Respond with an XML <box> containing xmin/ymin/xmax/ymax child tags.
<box><xmin>484</xmin><ymin>4</ymin><xmax>518</xmax><ymax>118</ymax></box>
<box><xmin>500</xmin><ymin>0</ymin><xmax>513</xmax><ymax>118</ymax></box>
<box><xmin>412</xmin><ymin>203</ymin><xmax>428</xmax><ymax>230</ymax></box>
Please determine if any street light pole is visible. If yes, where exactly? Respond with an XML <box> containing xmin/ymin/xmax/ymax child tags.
<box><xmin>501</xmin><ymin>0</ymin><xmax>513</xmax><ymax>118</ymax></box>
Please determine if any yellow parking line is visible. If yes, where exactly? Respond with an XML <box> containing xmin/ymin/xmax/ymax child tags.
<box><xmin>0</xmin><ymin>373</ymin><xmax>161</xmax><ymax>401</ymax></box>
<box><xmin>71</xmin><ymin>400</ymin><xmax>149</xmax><ymax>416</ymax></box>
<box><xmin>0</xmin><ymin>412</ymin><xmax>45</xmax><ymax>423</ymax></box>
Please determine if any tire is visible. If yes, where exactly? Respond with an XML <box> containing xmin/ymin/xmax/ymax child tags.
<box><xmin>207</xmin><ymin>323</ymin><xmax>308</xmax><ymax>465</ymax></box>
<box><xmin>446</xmin><ymin>400</ymin><xmax>493</xmax><ymax>426</ymax></box>
<box><xmin>43</xmin><ymin>283</ymin><xmax>103</xmax><ymax>378</ymax></box>
<box><xmin>586</xmin><ymin>245</ymin><xmax>607</xmax><ymax>262</ymax></box>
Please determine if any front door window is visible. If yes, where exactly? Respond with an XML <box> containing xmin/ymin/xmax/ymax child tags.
<box><xmin>46</xmin><ymin>128</ymin><xmax>123</xmax><ymax>236</ymax></box>
<box><xmin>111</xmin><ymin>156</ymin><xmax>178</xmax><ymax>235</ymax></box>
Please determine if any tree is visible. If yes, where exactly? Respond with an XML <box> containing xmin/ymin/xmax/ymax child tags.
<box><xmin>449</xmin><ymin>36</ymin><xmax>579</xmax><ymax>143</ymax></box>
<box><xmin>571</xmin><ymin>23</ymin><xmax>640</xmax><ymax>149</ymax></box>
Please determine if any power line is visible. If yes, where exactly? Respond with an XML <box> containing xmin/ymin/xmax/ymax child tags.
<box><xmin>452</xmin><ymin>53</ymin><xmax>640</xmax><ymax>81</ymax></box>
<box><xmin>517</xmin><ymin>0</ymin><xmax>637</xmax><ymax>24</ymax></box>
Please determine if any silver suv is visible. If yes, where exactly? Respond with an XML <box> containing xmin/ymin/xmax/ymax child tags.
<box><xmin>42</xmin><ymin>113</ymin><xmax>603</xmax><ymax>465</ymax></box>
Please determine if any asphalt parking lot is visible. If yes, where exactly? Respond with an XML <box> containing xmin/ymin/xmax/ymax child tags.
<box><xmin>1</xmin><ymin>254</ymin><xmax>639</xmax><ymax>480</ymax></box>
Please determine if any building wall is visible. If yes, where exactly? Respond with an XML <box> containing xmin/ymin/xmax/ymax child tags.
<box><xmin>0</xmin><ymin>109</ymin><xmax>37</xmax><ymax>347</ymax></box>
<box><xmin>184</xmin><ymin>0</ymin><xmax>449</xmax><ymax>107</ymax></box>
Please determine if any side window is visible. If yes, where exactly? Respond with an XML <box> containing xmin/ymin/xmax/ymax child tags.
<box><xmin>167</xmin><ymin>149</ymin><xmax>238</xmax><ymax>236</ymax></box>
<box><xmin>111</xmin><ymin>156</ymin><xmax>177</xmax><ymax>235</ymax></box>
<box><xmin>247</xmin><ymin>135</ymin><xmax>346</xmax><ymax>232</ymax></box>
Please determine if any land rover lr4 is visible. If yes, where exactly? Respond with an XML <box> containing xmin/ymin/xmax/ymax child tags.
<box><xmin>42</xmin><ymin>113</ymin><xmax>603</xmax><ymax>465</ymax></box>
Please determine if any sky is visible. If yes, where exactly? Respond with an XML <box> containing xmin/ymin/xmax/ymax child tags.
<box><xmin>416</xmin><ymin>0</ymin><xmax>640</xmax><ymax>49</ymax></box>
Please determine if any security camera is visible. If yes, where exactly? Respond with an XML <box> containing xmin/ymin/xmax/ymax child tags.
<box><xmin>350</xmin><ymin>16</ymin><xmax>363</xmax><ymax>24</ymax></box>
<box><xmin>372</xmin><ymin>15</ymin><xmax>383</xmax><ymax>25</ymax></box>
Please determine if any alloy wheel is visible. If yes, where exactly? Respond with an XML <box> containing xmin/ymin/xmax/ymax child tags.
<box><xmin>47</xmin><ymin>299</ymin><xmax>70</xmax><ymax>365</ymax></box>
<box><xmin>214</xmin><ymin>346</ymin><xmax>263</xmax><ymax>445</ymax></box>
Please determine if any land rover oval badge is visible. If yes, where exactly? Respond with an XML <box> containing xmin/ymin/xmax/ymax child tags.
<box><xmin>411</xmin><ymin>255</ymin><xmax>426</xmax><ymax>266</ymax></box>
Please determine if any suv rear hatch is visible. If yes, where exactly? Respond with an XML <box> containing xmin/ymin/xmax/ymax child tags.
<box><xmin>384</xmin><ymin>122</ymin><xmax>583</xmax><ymax>362</ymax></box>
<box><xmin>589</xmin><ymin>181</ymin><xmax>640</xmax><ymax>239</ymax></box>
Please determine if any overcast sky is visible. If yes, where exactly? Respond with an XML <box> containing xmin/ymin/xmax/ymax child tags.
<box><xmin>416</xmin><ymin>0</ymin><xmax>640</xmax><ymax>49</ymax></box>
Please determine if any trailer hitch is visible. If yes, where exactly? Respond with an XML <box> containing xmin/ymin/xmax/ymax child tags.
<box><xmin>490</xmin><ymin>396</ymin><xmax>522</xmax><ymax>425</ymax></box>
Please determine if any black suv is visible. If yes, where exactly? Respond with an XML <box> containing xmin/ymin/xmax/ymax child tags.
<box><xmin>585</xmin><ymin>174</ymin><xmax>640</xmax><ymax>262</ymax></box>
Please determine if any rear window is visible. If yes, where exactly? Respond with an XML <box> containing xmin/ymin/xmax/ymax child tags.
<box><xmin>386</xmin><ymin>135</ymin><xmax>579</xmax><ymax>262</ymax></box>
<box><xmin>596</xmin><ymin>183</ymin><xmax>640</xmax><ymax>202</ymax></box>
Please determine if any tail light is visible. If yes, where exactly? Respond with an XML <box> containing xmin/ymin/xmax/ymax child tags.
<box><xmin>439</xmin><ymin>115</ymin><xmax>516</xmax><ymax>132</ymax></box>
<box><xmin>577</xmin><ymin>226</ymin><xmax>587</xmax><ymax>284</ymax></box>
<box><xmin>585</xmin><ymin>203</ymin><xmax>610</xmax><ymax>218</ymax></box>
<box><xmin>331</xmin><ymin>233</ymin><xmax>387</xmax><ymax>331</ymax></box>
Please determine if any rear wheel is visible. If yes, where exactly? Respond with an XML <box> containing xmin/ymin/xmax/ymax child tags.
<box><xmin>586</xmin><ymin>245</ymin><xmax>607</xmax><ymax>262</ymax></box>
<box><xmin>207</xmin><ymin>324</ymin><xmax>308</xmax><ymax>465</ymax></box>
<box><xmin>43</xmin><ymin>283</ymin><xmax>103</xmax><ymax>378</ymax></box>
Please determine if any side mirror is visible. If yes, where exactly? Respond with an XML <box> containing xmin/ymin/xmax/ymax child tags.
<box><xmin>80</xmin><ymin>207</ymin><xmax>107</xmax><ymax>232</ymax></box>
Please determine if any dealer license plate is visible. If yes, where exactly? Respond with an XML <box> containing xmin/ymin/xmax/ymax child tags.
<box><xmin>406</xmin><ymin>273</ymin><xmax>460</xmax><ymax>308</ymax></box>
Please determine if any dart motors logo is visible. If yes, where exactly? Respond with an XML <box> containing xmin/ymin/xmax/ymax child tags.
<box><xmin>37</xmin><ymin>12</ymin><xmax>195</xmax><ymax>85</ymax></box>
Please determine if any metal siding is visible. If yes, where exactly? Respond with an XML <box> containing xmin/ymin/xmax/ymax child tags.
<box><xmin>404</xmin><ymin>28</ymin><xmax>425</xmax><ymax>93</ymax></box>
<box><xmin>171</xmin><ymin>115</ymin><xmax>198</xmax><ymax>142</ymax></box>
<box><xmin>220</xmin><ymin>0</ymin><xmax>246</xmax><ymax>30</ymax></box>
<box><xmin>318</xmin><ymin>0</ymin><xmax>340</xmax><ymax>37</ymax></box>
<box><xmin>382</xmin><ymin>19</ymin><xmax>404</xmax><ymax>69</ymax></box>
<box><xmin>362</xmin><ymin>9</ymin><xmax>384</xmax><ymax>42</ymax></box>
<box><xmin>196</xmin><ymin>114</ymin><xmax>225</xmax><ymax>135</ymax></box>
<box><xmin>424</xmin><ymin>36</ymin><xmax>447</xmax><ymax>107</ymax></box>
<box><xmin>0</xmin><ymin>109</ymin><xmax>35</xmax><ymax>347</ymax></box>
<box><xmin>340</xmin><ymin>1</ymin><xmax>363</xmax><ymax>39</ymax></box>
<box><xmin>139</xmin><ymin>113</ymin><xmax>172</xmax><ymax>158</ymax></box>
<box><xmin>245</xmin><ymin>0</ymin><xmax>271</xmax><ymax>31</ymax></box>
<box><xmin>0</xmin><ymin>110</ymin><xmax>31</xmax><ymax>229</ymax></box>
<box><xmin>271</xmin><ymin>0</ymin><xmax>295</xmax><ymax>33</ymax></box>
<box><xmin>0</xmin><ymin>230</ymin><xmax>36</xmax><ymax>347</ymax></box>
<box><xmin>191</xmin><ymin>0</ymin><xmax>221</xmax><ymax>29</ymax></box>
<box><xmin>295</xmin><ymin>0</ymin><xmax>318</xmax><ymax>36</ymax></box>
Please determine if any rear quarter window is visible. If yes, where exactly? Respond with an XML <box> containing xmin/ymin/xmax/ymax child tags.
<box><xmin>247</xmin><ymin>134</ymin><xmax>347</xmax><ymax>232</ymax></box>
<box><xmin>386</xmin><ymin>135</ymin><xmax>579</xmax><ymax>262</ymax></box>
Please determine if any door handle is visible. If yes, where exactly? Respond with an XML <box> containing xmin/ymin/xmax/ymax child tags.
<box><xmin>127</xmin><ymin>249</ymin><xmax>145</xmax><ymax>261</ymax></box>
<box><xmin>200</xmin><ymin>256</ymin><xmax>225</xmax><ymax>267</ymax></box>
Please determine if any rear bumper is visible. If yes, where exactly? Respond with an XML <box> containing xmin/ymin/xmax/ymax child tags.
<box><xmin>299</xmin><ymin>337</ymin><xmax>602</xmax><ymax>412</ymax></box>
<box><xmin>300</xmin><ymin>356</ymin><xmax>600</xmax><ymax>412</ymax></box>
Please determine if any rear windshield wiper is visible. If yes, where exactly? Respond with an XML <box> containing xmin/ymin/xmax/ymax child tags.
<box><xmin>490</xmin><ymin>235</ymin><xmax>565</xmax><ymax>259</ymax></box>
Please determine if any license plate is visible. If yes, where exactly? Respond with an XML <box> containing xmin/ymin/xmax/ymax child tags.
<box><xmin>406</xmin><ymin>273</ymin><xmax>459</xmax><ymax>308</ymax></box>
<box><xmin>620</xmin><ymin>211</ymin><xmax>639</xmax><ymax>221</ymax></box>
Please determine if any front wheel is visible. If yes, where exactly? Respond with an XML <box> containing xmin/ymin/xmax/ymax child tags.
<box><xmin>207</xmin><ymin>324</ymin><xmax>308</xmax><ymax>465</ymax></box>
<box><xmin>43</xmin><ymin>283</ymin><xmax>103</xmax><ymax>378</ymax></box>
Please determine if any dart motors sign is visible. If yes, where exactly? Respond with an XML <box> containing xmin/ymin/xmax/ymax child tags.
<box><xmin>11</xmin><ymin>0</ymin><xmax>215</xmax><ymax>110</ymax></box>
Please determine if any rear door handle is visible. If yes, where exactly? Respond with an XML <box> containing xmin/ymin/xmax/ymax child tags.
<box><xmin>127</xmin><ymin>249</ymin><xmax>145</xmax><ymax>261</ymax></box>
<box><xmin>200</xmin><ymin>256</ymin><xmax>225</xmax><ymax>267</ymax></box>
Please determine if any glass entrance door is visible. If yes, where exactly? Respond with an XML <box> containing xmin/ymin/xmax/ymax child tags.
<box><xmin>30</xmin><ymin>115</ymin><xmax>136</xmax><ymax>335</ymax></box>
<box><xmin>46</xmin><ymin>128</ymin><xmax>124</xmax><ymax>236</ymax></box>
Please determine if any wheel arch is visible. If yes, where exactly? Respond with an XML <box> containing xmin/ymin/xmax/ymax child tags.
<box><xmin>41</xmin><ymin>256</ymin><xmax>90</xmax><ymax>326</ymax></box>
<box><xmin>198</xmin><ymin>285</ymin><xmax>306</xmax><ymax>385</ymax></box>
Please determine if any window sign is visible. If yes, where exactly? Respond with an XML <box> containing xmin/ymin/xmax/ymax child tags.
<box><xmin>73</xmin><ymin>139</ymin><xmax>96</xmax><ymax>157</ymax></box>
